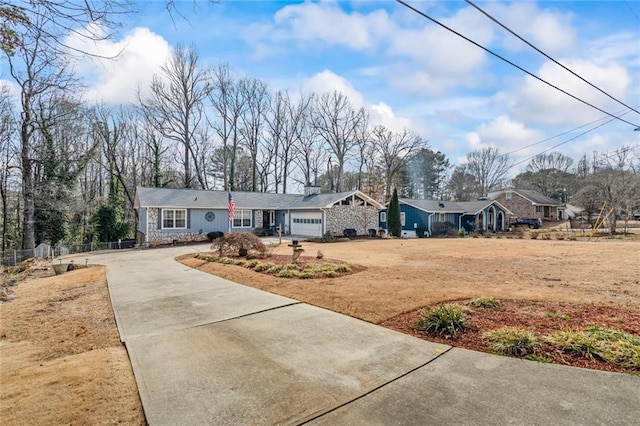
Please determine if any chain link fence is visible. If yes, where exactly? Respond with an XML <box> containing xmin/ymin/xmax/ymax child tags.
<box><xmin>1</xmin><ymin>239</ymin><xmax>136</xmax><ymax>267</ymax></box>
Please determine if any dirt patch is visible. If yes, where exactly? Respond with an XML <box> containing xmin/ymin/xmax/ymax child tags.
<box><xmin>382</xmin><ymin>299</ymin><xmax>640</xmax><ymax>373</ymax></box>
<box><xmin>181</xmin><ymin>238</ymin><xmax>640</xmax><ymax>373</ymax></box>
<box><xmin>0</xmin><ymin>265</ymin><xmax>145</xmax><ymax>425</ymax></box>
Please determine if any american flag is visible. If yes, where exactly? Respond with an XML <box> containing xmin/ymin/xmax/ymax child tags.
<box><xmin>228</xmin><ymin>191</ymin><xmax>236</xmax><ymax>220</ymax></box>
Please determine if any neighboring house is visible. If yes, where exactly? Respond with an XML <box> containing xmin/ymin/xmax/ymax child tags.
<box><xmin>134</xmin><ymin>186</ymin><xmax>382</xmax><ymax>246</ymax></box>
<box><xmin>488</xmin><ymin>189</ymin><xmax>564</xmax><ymax>222</ymax></box>
<box><xmin>379</xmin><ymin>198</ymin><xmax>512</xmax><ymax>238</ymax></box>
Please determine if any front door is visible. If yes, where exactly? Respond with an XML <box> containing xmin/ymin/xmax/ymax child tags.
<box><xmin>283</xmin><ymin>213</ymin><xmax>289</xmax><ymax>234</ymax></box>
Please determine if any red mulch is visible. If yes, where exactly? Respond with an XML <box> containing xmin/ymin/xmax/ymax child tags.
<box><xmin>381</xmin><ymin>299</ymin><xmax>640</xmax><ymax>373</ymax></box>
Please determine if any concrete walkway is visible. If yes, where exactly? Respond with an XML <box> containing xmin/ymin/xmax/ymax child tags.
<box><xmin>70</xmin><ymin>245</ymin><xmax>639</xmax><ymax>425</ymax></box>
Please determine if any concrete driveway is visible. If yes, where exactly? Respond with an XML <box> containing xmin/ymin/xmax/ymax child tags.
<box><xmin>71</xmin><ymin>245</ymin><xmax>639</xmax><ymax>425</ymax></box>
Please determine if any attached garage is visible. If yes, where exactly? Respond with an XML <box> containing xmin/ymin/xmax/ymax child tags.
<box><xmin>290</xmin><ymin>211</ymin><xmax>323</xmax><ymax>237</ymax></box>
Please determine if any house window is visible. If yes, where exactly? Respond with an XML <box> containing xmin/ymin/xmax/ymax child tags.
<box><xmin>535</xmin><ymin>206</ymin><xmax>543</xmax><ymax>213</ymax></box>
<box><xmin>400</xmin><ymin>212</ymin><xmax>405</xmax><ymax>226</ymax></box>
<box><xmin>380</xmin><ymin>212</ymin><xmax>387</xmax><ymax>223</ymax></box>
<box><xmin>439</xmin><ymin>213</ymin><xmax>446</xmax><ymax>222</ymax></box>
<box><xmin>162</xmin><ymin>209</ymin><xmax>186</xmax><ymax>229</ymax></box>
<box><xmin>232</xmin><ymin>210</ymin><xmax>252</xmax><ymax>228</ymax></box>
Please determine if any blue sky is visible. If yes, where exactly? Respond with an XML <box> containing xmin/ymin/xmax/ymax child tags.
<box><xmin>65</xmin><ymin>1</ymin><xmax>640</xmax><ymax>175</ymax></box>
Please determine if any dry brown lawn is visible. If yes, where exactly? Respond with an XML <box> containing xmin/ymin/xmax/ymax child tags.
<box><xmin>181</xmin><ymin>238</ymin><xmax>640</xmax><ymax>324</ymax></box>
<box><xmin>0</xmin><ymin>266</ymin><xmax>145</xmax><ymax>425</ymax></box>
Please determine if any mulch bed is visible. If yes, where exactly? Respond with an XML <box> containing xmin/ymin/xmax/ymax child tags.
<box><xmin>382</xmin><ymin>299</ymin><xmax>640</xmax><ymax>374</ymax></box>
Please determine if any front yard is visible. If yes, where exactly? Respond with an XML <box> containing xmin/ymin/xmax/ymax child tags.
<box><xmin>180</xmin><ymin>237</ymin><xmax>640</xmax><ymax>373</ymax></box>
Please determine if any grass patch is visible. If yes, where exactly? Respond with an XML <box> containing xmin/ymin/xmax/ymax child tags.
<box><xmin>483</xmin><ymin>326</ymin><xmax>538</xmax><ymax>356</ymax></box>
<box><xmin>417</xmin><ymin>304</ymin><xmax>468</xmax><ymax>337</ymax></box>
<box><xmin>469</xmin><ymin>296</ymin><xmax>501</xmax><ymax>309</ymax></box>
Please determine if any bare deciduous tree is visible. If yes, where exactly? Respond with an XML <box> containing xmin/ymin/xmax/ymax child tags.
<box><xmin>238</xmin><ymin>77</ymin><xmax>269</xmax><ymax>192</ymax></box>
<box><xmin>138</xmin><ymin>43</ymin><xmax>208</xmax><ymax>189</ymax></box>
<box><xmin>312</xmin><ymin>91</ymin><xmax>364</xmax><ymax>192</ymax></box>
<box><xmin>465</xmin><ymin>147</ymin><xmax>511</xmax><ymax>197</ymax></box>
<box><xmin>372</xmin><ymin>125</ymin><xmax>424</xmax><ymax>200</ymax></box>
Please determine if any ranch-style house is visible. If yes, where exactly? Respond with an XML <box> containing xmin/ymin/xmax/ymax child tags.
<box><xmin>134</xmin><ymin>186</ymin><xmax>382</xmax><ymax>246</ymax></box>
<box><xmin>379</xmin><ymin>198</ymin><xmax>512</xmax><ymax>237</ymax></box>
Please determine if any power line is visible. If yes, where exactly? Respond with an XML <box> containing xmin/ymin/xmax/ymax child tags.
<box><xmin>395</xmin><ymin>0</ymin><xmax>640</xmax><ymax>128</ymax></box>
<box><xmin>509</xmin><ymin>113</ymin><xmax>634</xmax><ymax>169</ymax></box>
<box><xmin>625</xmin><ymin>1</ymin><xmax>640</xmax><ymax>21</ymax></box>
<box><xmin>465</xmin><ymin>0</ymin><xmax>640</xmax><ymax>117</ymax></box>
<box><xmin>505</xmin><ymin>106</ymin><xmax>639</xmax><ymax>156</ymax></box>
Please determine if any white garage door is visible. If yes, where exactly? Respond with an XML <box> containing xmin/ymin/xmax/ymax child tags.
<box><xmin>291</xmin><ymin>211</ymin><xmax>323</xmax><ymax>237</ymax></box>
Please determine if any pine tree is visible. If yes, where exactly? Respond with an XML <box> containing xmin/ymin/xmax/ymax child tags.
<box><xmin>388</xmin><ymin>188</ymin><xmax>402</xmax><ymax>237</ymax></box>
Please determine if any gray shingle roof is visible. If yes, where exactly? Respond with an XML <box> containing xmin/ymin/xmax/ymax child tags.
<box><xmin>400</xmin><ymin>199</ymin><xmax>465</xmax><ymax>213</ymax></box>
<box><xmin>489</xmin><ymin>189</ymin><xmax>562</xmax><ymax>206</ymax></box>
<box><xmin>399</xmin><ymin>198</ymin><xmax>511</xmax><ymax>215</ymax></box>
<box><xmin>135</xmin><ymin>187</ymin><xmax>382</xmax><ymax>210</ymax></box>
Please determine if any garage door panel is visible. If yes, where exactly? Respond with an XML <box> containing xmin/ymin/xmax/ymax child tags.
<box><xmin>291</xmin><ymin>212</ymin><xmax>323</xmax><ymax>237</ymax></box>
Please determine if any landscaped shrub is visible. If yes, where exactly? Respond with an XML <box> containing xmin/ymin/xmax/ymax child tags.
<box><xmin>530</xmin><ymin>231</ymin><xmax>539</xmax><ymax>239</ymax></box>
<box><xmin>457</xmin><ymin>228</ymin><xmax>466</xmax><ymax>238</ymax></box>
<box><xmin>469</xmin><ymin>296</ymin><xmax>501</xmax><ymax>309</ymax></box>
<box><xmin>206</xmin><ymin>231</ymin><xmax>224</xmax><ymax>242</ymax></box>
<box><xmin>546</xmin><ymin>326</ymin><xmax>640</xmax><ymax>370</ymax></box>
<box><xmin>483</xmin><ymin>326</ymin><xmax>538</xmax><ymax>356</ymax></box>
<box><xmin>253</xmin><ymin>262</ymin><xmax>275</xmax><ymax>272</ymax></box>
<box><xmin>416</xmin><ymin>223</ymin><xmax>425</xmax><ymax>238</ymax></box>
<box><xmin>333</xmin><ymin>264</ymin><xmax>352</xmax><ymax>273</ymax></box>
<box><xmin>387</xmin><ymin>188</ymin><xmax>402</xmax><ymax>237</ymax></box>
<box><xmin>320</xmin><ymin>231</ymin><xmax>334</xmax><ymax>243</ymax></box>
<box><xmin>298</xmin><ymin>271</ymin><xmax>316</xmax><ymax>279</ymax></box>
<box><xmin>277</xmin><ymin>269</ymin><xmax>299</xmax><ymax>278</ymax></box>
<box><xmin>210</xmin><ymin>232</ymin><xmax>266</xmax><ymax>257</ymax></box>
<box><xmin>196</xmin><ymin>254</ymin><xmax>219</xmax><ymax>262</ymax></box>
<box><xmin>245</xmin><ymin>259</ymin><xmax>260</xmax><ymax>269</ymax></box>
<box><xmin>267</xmin><ymin>265</ymin><xmax>283</xmax><ymax>274</ymax></box>
<box><xmin>431</xmin><ymin>221</ymin><xmax>456</xmax><ymax>237</ymax></box>
<box><xmin>417</xmin><ymin>304</ymin><xmax>468</xmax><ymax>337</ymax></box>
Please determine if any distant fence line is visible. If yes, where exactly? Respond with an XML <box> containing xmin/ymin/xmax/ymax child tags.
<box><xmin>1</xmin><ymin>240</ymin><xmax>136</xmax><ymax>267</ymax></box>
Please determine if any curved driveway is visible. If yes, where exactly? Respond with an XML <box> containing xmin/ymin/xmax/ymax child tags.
<box><xmin>71</xmin><ymin>244</ymin><xmax>639</xmax><ymax>425</ymax></box>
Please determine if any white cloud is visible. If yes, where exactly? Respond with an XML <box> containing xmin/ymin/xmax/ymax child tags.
<box><xmin>301</xmin><ymin>69</ymin><xmax>412</xmax><ymax>132</ymax></box>
<box><xmin>465</xmin><ymin>115</ymin><xmax>544</xmax><ymax>169</ymax></box>
<box><xmin>487</xmin><ymin>2</ymin><xmax>576</xmax><ymax>54</ymax></box>
<box><xmin>243</xmin><ymin>0</ymin><xmax>391</xmax><ymax>53</ymax></box>
<box><xmin>505</xmin><ymin>59</ymin><xmax>632</xmax><ymax>126</ymax></box>
<box><xmin>67</xmin><ymin>27</ymin><xmax>172</xmax><ymax>104</ymax></box>
<box><xmin>301</xmin><ymin>69</ymin><xmax>365</xmax><ymax>106</ymax></box>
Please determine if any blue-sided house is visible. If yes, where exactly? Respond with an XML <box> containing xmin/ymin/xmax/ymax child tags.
<box><xmin>379</xmin><ymin>198</ymin><xmax>512</xmax><ymax>237</ymax></box>
<box><xmin>134</xmin><ymin>186</ymin><xmax>382</xmax><ymax>246</ymax></box>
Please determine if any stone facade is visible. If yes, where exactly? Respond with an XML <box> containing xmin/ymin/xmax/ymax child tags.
<box><xmin>145</xmin><ymin>208</ymin><xmax>208</xmax><ymax>246</ymax></box>
<box><xmin>326</xmin><ymin>205</ymin><xmax>379</xmax><ymax>236</ymax></box>
<box><xmin>493</xmin><ymin>192</ymin><xmax>559</xmax><ymax>221</ymax></box>
<box><xmin>254</xmin><ymin>210</ymin><xmax>263</xmax><ymax>228</ymax></box>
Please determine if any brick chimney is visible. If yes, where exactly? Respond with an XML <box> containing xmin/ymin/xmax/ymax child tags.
<box><xmin>304</xmin><ymin>184</ymin><xmax>322</xmax><ymax>196</ymax></box>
